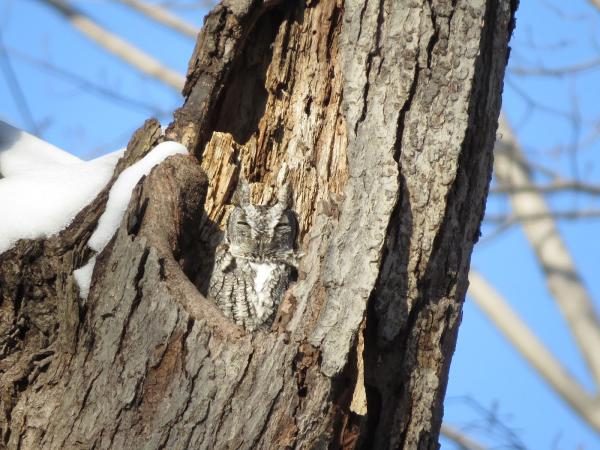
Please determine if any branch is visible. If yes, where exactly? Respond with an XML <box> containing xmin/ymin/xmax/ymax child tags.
<box><xmin>589</xmin><ymin>0</ymin><xmax>600</xmax><ymax>13</ymax></box>
<box><xmin>154</xmin><ymin>0</ymin><xmax>214</xmax><ymax>9</ymax></box>
<box><xmin>484</xmin><ymin>209</ymin><xmax>600</xmax><ymax>223</ymax></box>
<box><xmin>505</xmin><ymin>78</ymin><xmax>574</xmax><ymax>120</ymax></box>
<box><xmin>440</xmin><ymin>423</ymin><xmax>487</xmax><ymax>450</ymax></box>
<box><xmin>38</xmin><ymin>0</ymin><xmax>185</xmax><ymax>91</ymax></box>
<box><xmin>510</xmin><ymin>57</ymin><xmax>600</xmax><ymax>77</ymax></box>
<box><xmin>7</xmin><ymin>47</ymin><xmax>167</xmax><ymax>114</ymax></box>
<box><xmin>0</xmin><ymin>31</ymin><xmax>39</xmax><ymax>135</ymax></box>
<box><xmin>117</xmin><ymin>0</ymin><xmax>198</xmax><ymax>37</ymax></box>
<box><xmin>468</xmin><ymin>271</ymin><xmax>600</xmax><ymax>432</ymax></box>
<box><xmin>495</xmin><ymin>114</ymin><xmax>600</xmax><ymax>387</ymax></box>
<box><xmin>491</xmin><ymin>181</ymin><xmax>600</xmax><ymax>196</ymax></box>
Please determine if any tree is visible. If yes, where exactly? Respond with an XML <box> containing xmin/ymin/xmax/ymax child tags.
<box><xmin>0</xmin><ymin>0</ymin><xmax>517</xmax><ymax>448</ymax></box>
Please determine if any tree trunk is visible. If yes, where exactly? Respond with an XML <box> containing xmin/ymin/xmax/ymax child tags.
<box><xmin>0</xmin><ymin>0</ymin><xmax>517</xmax><ymax>448</ymax></box>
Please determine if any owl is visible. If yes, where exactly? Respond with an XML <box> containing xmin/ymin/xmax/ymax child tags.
<box><xmin>208</xmin><ymin>179</ymin><xmax>299</xmax><ymax>331</ymax></box>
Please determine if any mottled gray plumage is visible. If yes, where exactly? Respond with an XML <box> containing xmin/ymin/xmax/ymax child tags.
<box><xmin>208</xmin><ymin>179</ymin><xmax>298</xmax><ymax>331</ymax></box>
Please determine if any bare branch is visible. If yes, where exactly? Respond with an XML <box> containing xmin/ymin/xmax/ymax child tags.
<box><xmin>154</xmin><ymin>0</ymin><xmax>214</xmax><ymax>9</ymax></box>
<box><xmin>491</xmin><ymin>181</ymin><xmax>600</xmax><ymax>196</ymax></box>
<box><xmin>495</xmin><ymin>115</ymin><xmax>600</xmax><ymax>387</ymax></box>
<box><xmin>522</xmin><ymin>160</ymin><xmax>564</xmax><ymax>181</ymax></box>
<box><xmin>441</xmin><ymin>423</ymin><xmax>487</xmax><ymax>450</ymax></box>
<box><xmin>468</xmin><ymin>271</ymin><xmax>600</xmax><ymax>432</ymax></box>
<box><xmin>540</xmin><ymin>0</ymin><xmax>589</xmax><ymax>21</ymax></box>
<box><xmin>506</xmin><ymin>77</ymin><xmax>573</xmax><ymax>120</ymax></box>
<box><xmin>38</xmin><ymin>0</ymin><xmax>185</xmax><ymax>91</ymax></box>
<box><xmin>0</xmin><ymin>31</ymin><xmax>39</xmax><ymax>135</ymax></box>
<box><xmin>510</xmin><ymin>57</ymin><xmax>600</xmax><ymax>77</ymax></box>
<box><xmin>505</xmin><ymin>78</ymin><xmax>574</xmax><ymax>120</ymax></box>
<box><xmin>484</xmin><ymin>209</ymin><xmax>600</xmax><ymax>223</ymax></box>
<box><xmin>588</xmin><ymin>0</ymin><xmax>600</xmax><ymax>13</ymax></box>
<box><xmin>7</xmin><ymin>47</ymin><xmax>168</xmax><ymax>114</ymax></box>
<box><xmin>117</xmin><ymin>0</ymin><xmax>199</xmax><ymax>37</ymax></box>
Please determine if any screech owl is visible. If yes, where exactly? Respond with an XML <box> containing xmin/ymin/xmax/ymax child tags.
<box><xmin>208</xmin><ymin>179</ymin><xmax>299</xmax><ymax>331</ymax></box>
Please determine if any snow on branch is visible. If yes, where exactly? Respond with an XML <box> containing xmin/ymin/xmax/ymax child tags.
<box><xmin>0</xmin><ymin>120</ymin><xmax>79</xmax><ymax>176</ymax></box>
<box><xmin>74</xmin><ymin>141</ymin><xmax>187</xmax><ymax>299</ymax></box>
<box><xmin>0</xmin><ymin>120</ymin><xmax>188</xmax><ymax>303</ymax></box>
<box><xmin>88</xmin><ymin>141</ymin><xmax>187</xmax><ymax>254</ymax></box>
<box><xmin>0</xmin><ymin>123</ymin><xmax>123</xmax><ymax>253</ymax></box>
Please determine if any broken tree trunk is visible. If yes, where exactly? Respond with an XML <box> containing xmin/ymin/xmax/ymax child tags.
<box><xmin>0</xmin><ymin>0</ymin><xmax>517</xmax><ymax>448</ymax></box>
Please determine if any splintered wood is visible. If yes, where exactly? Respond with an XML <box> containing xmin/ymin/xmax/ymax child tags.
<box><xmin>201</xmin><ymin>0</ymin><xmax>347</xmax><ymax>241</ymax></box>
<box><xmin>200</xmin><ymin>132</ymin><xmax>240</xmax><ymax>226</ymax></box>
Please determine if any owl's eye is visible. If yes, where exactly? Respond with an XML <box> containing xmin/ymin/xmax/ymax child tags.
<box><xmin>237</xmin><ymin>221</ymin><xmax>250</xmax><ymax>227</ymax></box>
<box><xmin>275</xmin><ymin>223</ymin><xmax>290</xmax><ymax>231</ymax></box>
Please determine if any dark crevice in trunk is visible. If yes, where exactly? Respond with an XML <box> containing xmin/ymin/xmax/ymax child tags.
<box><xmin>213</xmin><ymin>7</ymin><xmax>287</xmax><ymax>145</ymax></box>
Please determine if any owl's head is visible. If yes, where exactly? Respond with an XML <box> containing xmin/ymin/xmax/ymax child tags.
<box><xmin>226</xmin><ymin>179</ymin><xmax>298</xmax><ymax>263</ymax></box>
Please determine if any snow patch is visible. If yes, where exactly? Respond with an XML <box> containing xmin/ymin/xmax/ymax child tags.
<box><xmin>0</xmin><ymin>148</ymin><xmax>123</xmax><ymax>254</ymax></box>
<box><xmin>0</xmin><ymin>120</ymin><xmax>80</xmax><ymax>177</ymax></box>
<box><xmin>0</xmin><ymin>123</ymin><xmax>187</xmax><ymax>299</ymax></box>
<box><xmin>87</xmin><ymin>141</ymin><xmax>188</xmax><ymax>253</ymax></box>
<box><xmin>73</xmin><ymin>256</ymin><xmax>97</xmax><ymax>299</ymax></box>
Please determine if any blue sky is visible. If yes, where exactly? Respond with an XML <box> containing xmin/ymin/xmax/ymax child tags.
<box><xmin>444</xmin><ymin>1</ymin><xmax>600</xmax><ymax>448</ymax></box>
<box><xmin>1</xmin><ymin>1</ymin><xmax>600</xmax><ymax>448</ymax></box>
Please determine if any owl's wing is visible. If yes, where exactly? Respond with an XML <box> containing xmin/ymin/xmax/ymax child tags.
<box><xmin>213</xmin><ymin>244</ymin><xmax>236</xmax><ymax>272</ymax></box>
<box><xmin>208</xmin><ymin>245</ymin><xmax>234</xmax><ymax>307</ymax></box>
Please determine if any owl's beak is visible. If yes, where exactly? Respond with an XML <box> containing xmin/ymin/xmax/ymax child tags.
<box><xmin>257</xmin><ymin>240</ymin><xmax>266</xmax><ymax>257</ymax></box>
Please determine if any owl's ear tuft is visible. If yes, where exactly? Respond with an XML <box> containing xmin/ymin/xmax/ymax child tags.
<box><xmin>234</xmin><ymin>177</ymin><xmax>251</xmax><ymax>206</ymax></box>
<box><xmin>277</xmin><ymin>183</ymin><xmax>292</xmax><ymax>209</ymax></box>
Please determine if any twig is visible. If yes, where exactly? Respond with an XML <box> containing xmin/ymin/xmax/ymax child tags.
<box><xmin>468</xmin><ymin>271</ymin><xmax>600</xmax><ymax>432</ymax></box>
<box><xmin>7</xmin><ymin>47</ymin><xmax>166</xmax><ymax>114</ymax></box>
<box><xmin>447</xmin><ymin>397</ymin><xmax>528</xmax><ymax>449</ymax></box>
<box><xmin>479</xmin><ymin>219</ymin><xmax>516</xmax><ymax>244</ymax></box>
<box><xmin>154</xmin><ymin>0</ymin><xmax>215</xmax><ymax>9</ymax></box>
<box><xmin>0</xmin><ymin>31</ymin><xmax>39</xmax><ymax>135</ymax></box>
<box><xmin>505</xmin><ymin>78</ymin><xmax>575</xmax><ymax>121</ymax></box>
<box><xmin>520</xmin><ymin>160</ymin><xmax>563</xmax><ymax>181</ymax></box>
<box><xmin>495</xmin><ymin>115</ymin><xmax>600</xmax><ymax>387</ymax></box>
<box><xmin>484</xmin><ymin>209</ymin><xmax>600</xmax><ymax>223</ymax></box>
<box><xmin>38</xmin><ymin>0</ymin><xmax>185</xmax><ymax>91</ymax></box>
<box><xmin>117</xmin><ymin>0</ymin><xmax>198</xmax><ymax>37</ymax></box>
<box><xmin>510</xmin><ymin>57</ymin><xmax>600</xmax><ymax>77</ymax></box>
<box><xmin>540</xmin><ymin>0</ymin><xmax>588</xmax><ymax>21</ymax></box>
<box><xmin>491</xmin><ymin>181</ymin><xmax>600</xmax><ymax>196</ymax></box>
<box><xmin>588</xmin><ymin>0</ymin><xmax>600</xmax><ymax>13</ymax></box>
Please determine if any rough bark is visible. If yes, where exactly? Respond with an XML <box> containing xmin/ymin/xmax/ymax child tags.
<box><xmin>0</xmin><ymin>0</ymin><xmax>517</xmax><ymax>449</ymax></box>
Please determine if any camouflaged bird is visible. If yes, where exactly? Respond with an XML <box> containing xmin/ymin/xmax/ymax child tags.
<box><xmin>208</xmin><ymin>179</ymin><xmax>299</xmax><ymax>331</ymax></box>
